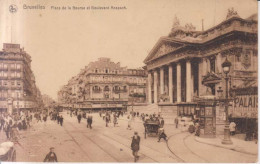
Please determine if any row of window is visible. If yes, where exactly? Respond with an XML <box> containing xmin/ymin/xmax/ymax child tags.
<box><xmin>0</xmin><ymin>63</ymin><xmax>21</xmax><ymax>69</ymax></box>
<box><xmin>92</xmin><ymin>85</ymin><xmax>127</xmax><ymax>91</ymax></box>
<box><xmin>91</xmin><ymin>76</ymin><xmax>146</xmax><ymax>83</ymax></box>
<box><xmin>0</xmin><ymin>91</ymin><xmax>21</xmax><ymax>98</ymax></box>
<box><xmin>0</xmin><ymin>80</ymin><xmax>21</xmax><ymax>86</ymax></box>
<box><xmin>0</xmin><ymin>71</ymin><xmax>21</xmax><ymax>78</ymax></box>
<box><xmin>93</xmin><ymin>69</ymin><xmax>145</xmax><ymax>75</ymax></box>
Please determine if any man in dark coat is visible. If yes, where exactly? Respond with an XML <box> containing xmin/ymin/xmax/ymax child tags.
<box><xmin>44</xmin><ymin>147</ymin><xmax>58</xmax><ymax>162</ymax></box>
<box><xmin>105</xmin><ymin>115</ymin><xmax>109</xmax><ymax>127</ymax></box>
<box><xmin>59</xmin><ymin>115</ymin><xmax>64</xmax><ymax>126</ymax></box>
<box><xmin>77</xmin><ymin>114</ymin><xmax>82</xmax><ymax>123</ymax></box>
<box><xmin>0</xmin><ymin>117</ymin><xmax>5</xmax><ymax>131</ymax></box>
<box><xmin>57</xmin><ymin>115</ymin><xmax>60</xmax><ymax>124</ymax></box>
<box><xmin>131</xmin><ymin>131</ymin><xmax>140</xmax><ymax>162</ymax></box>
<box><xmin>160</xmin><ymin>118</ymin><xmax>165</xmax><ymax>128</ymax></box>
<box><xmin>87</xmin><ymin>116</ymin><xmax>92</xmax><ymax>129</ymax></box>
<box><xmin>174</xmin><ymin>117</ymin><xmax>179</xmax><ymax>128</ymax></box>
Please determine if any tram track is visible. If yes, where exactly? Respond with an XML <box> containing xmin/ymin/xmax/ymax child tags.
<box><xmin>166</xmin><ymin>132</ymin><xmax>209</xmax><ymax>163</ymax></box>
<box><xmin>62</xmin><ymin>113</ymin><xmax>208</xmax><ymax>163</ymax></box>
<box><xmin>66</xmin><ymin>118</ymin><xmax>162</xmax><ymax>162</ymax></box>
<box><xmin>64</xmin><ymin>121</ymin><xmax>120</xmax><ymax>162</ymax></box>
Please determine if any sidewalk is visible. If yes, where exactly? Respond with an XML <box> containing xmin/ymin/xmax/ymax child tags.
<box><xmin>195</xmin><ymin>135</ymin><xmax>258</xmax><ymax>155</ymax></box>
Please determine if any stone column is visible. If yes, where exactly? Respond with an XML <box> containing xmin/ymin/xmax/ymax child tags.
<box><xmin>191</xmin><ymin>68</ymin><xmax>194</xmax><ymax>98</ymax></box>
<box><xmin>148</xmin><ymin>72</ymin><xmax>152</xmax><ymax>103</ymax></box>
<box><xmin>168</xmin><ymin>65</ymin><xmax>173</xmax><ymax>103</ymax></box>
<box><xmin>186</xmin><ymin>60</ymin><xmax>192</xmax><ymax>102</ymax></box>
<box><xmin>160</xmin><ymin>67</ymin><xmax>164</xmax><ymax>99</ymax></box>
<box><xmin>177</xmin><ymin>62</ymin><xmax>181</xmax><ymax>103</ymax></box>
<box><xmin>154</xmin><ymin>70</ymin><xmax>158</xmax><ymax>104</ymax></box>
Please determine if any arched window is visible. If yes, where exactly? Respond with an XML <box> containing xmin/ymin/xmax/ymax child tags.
<box><xmin>104</xmin><ymin>86</ymin><xmax>110</xmax><ymax>91</ymax></box>
<box><xmin>93</xmin><ymin>86</ymin><xmax>101</xmax><ymax>92</ymax></box>
<box><xmin>123</xmin><ymin>86</ymin><xmax>127</xmax><ymax>92</ymax></box>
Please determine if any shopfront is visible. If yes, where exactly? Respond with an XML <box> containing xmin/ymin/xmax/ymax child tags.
<box><xmin>229</xmin><ymin>86</ymin><xmax>258</xmax><ymax>138</ymax></box>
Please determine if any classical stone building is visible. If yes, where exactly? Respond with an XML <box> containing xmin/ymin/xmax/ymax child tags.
<box><xmin>0</xmin><ymin>43</ymin><xmax>43</xmax><ymax>113</ymax></box>
<box><xmin>58</xmin><ymin>57</ymin><xmax>147</xmax><ymax>110</ymax></box>
<box><xmin>144</xmin><ymin>10</ymin><xmax>257</xmax><ymax>126</ymax></box>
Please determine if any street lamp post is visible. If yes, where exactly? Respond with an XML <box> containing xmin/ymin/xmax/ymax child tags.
<box><xmin>221</xmin><ymin>57</ymin><xmax>233</xmax><ymax>145</ymax></box>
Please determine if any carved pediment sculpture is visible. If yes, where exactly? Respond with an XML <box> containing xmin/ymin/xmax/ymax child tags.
<box><xmin>154</xmin><ymin>44</ymin><xmax>178</xmax><ymax>59</ymax></box>
<box><xmin>185</xmin><ymin>23</ymin><xmax>196</xmax><ymax>31</ymax></box>
<box><xmin>226</xmin><ymin>7</ymin><xmax>239</xmax><ymax>19</ymax></box>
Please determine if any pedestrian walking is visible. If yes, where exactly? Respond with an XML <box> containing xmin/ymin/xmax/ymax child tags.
<box><xmin>44</xmin><ymin>147</ymin><xmax>58</xmax><ymax>162</ymax></box>
<box><xmin>158</xmin><ymin>128</ymin><xmax>168</xmax><ymax>142</ymax></box>
<box><xmin>77</xmin><ymin>114</ymin><xmax>82</xmax><ymax>123</ymax></box>
<box><xmin>174</xmin><ymin>116</ymin><xmax>179</xmax><ymax>128</ymax></box>
<box><xmin>113</xmin><ymin>115</ymin><xmax>118</xmax><ymax>127</ymax></box>
<box><xmin>105</xmin><ymin>115</ymin><xmax>109</xmax><ymax>127</ymax></box>
<box><xmin>131</xmin><ymin>132</ymin><xmax>140</xmax><ymax>162</ymax></box>
<box><xmin>195</xmin><ymin>121</ymin><xmax>200</xmax><ymax>136</ymax></box>
<box><xmin>37</xmin><ymin>114</ymin><xmax>42</xmax><ymax>123</ymax></box>
<box><xmin>43</xmin><ymin>115</ymin><xmax>47</xmax><ymax>122</ymax></box>
<box><xmin>57</xmin><ymin>115</ymin><xmax>60</xmax><ymax>124</ymax></box>
<box><xmin>127</xmin><ymin>115</ymin><xmax>132</xmax><ymax>130</ymax></box>
<box><xmin>4</xmin><ymin>123</ymin><xmax>11</xmax><ymax>139</ymax></box>
<box><xmin>229</xmin><ymin>121</ymin><xmax>236</xmax><ymax>136</ymax></box>
<box><xmin>160</xmin><ymin>118</ymin><xmax>164</xmax><ymax>128</ymax></box>
<box><xmin>59</xmin><ymin>115</ymin><xmax>64</xmax><ymax>126</ymax></box>
<box><xmin>0</xmin><ymin>116</ymin><xmax>5</xmax><ymax>131</ymax></box>
<box><xmin>83</xmin><ymin>112</ymin><xmax>86</xmax><ymax>119</ymax></box>
<box><xmin>87</xmin><ymin>116</ymin><xmax>92</xmax><ymax>129</ymax></box>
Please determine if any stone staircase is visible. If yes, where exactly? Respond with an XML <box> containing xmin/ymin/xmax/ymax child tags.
<box><xmin>127</xmin><ymin>104</ymin><xmax>159</xmax><ymax>114</ymax></box>
<box><xmin>127</xmin><ymin>104</ymin><xmax>177</xmax><ymax>124</ymax></box>
<box><xmin>159</xmin><ymin>105</ymin><xmax>178</xmax><ymax>124</ymax></box>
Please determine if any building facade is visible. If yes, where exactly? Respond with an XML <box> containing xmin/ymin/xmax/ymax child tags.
<box><xmin>58</xmin><ymin>58</ymin><xmax>147</xmax><ymax>110</ymax></box>
<box><xmin>144</xmin><ymin>10</ymin><xmax>257</xmax><ymax>126</ymax></box>
<box><xmin>42</xmin><ymin>94</ymin><xmax>55</xmax><ymax>108</ymax></box>
<box><xmin>0</xmin><ymin>43</ymin><xmax>43</xmax><ymax>113</ymax></box>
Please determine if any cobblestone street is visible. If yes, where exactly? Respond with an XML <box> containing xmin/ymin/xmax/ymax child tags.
<box><xmin>0</xmin><ymin>112</ymin><xmax>255</xmax><ymax>162</ymax></box>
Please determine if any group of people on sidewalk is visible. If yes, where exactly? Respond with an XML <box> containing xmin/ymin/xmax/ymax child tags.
<box><xmin>0</xmin><ymin>111</ymin><xmax>34</xmax><ymax>142</ymax></box>
<box><xmin>100</xmin><ymin>110</ymin><xmax>124</xmax><ymax>127</ymax></box>
<box><xmin>49</xmin><ymin>111</ymin><xmax>64</xmax><ymax>126</ymax></box>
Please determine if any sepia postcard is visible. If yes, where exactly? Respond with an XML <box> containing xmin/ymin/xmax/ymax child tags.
<box><xmin>0</xmin><ymin>0</ymin><xmax>258</xmax><ymax>163</ymax></box>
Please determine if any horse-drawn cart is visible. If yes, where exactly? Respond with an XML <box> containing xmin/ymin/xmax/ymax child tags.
<box><xmin>143</xmin><ymin>120</ymin><xmax>160</xmax><ymax>139</ymax></box>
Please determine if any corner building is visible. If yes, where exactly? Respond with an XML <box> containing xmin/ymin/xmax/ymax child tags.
<box><xmin>58</xmin><ymin>58</ymin><xmax>147</xmax><ymax>110</ymax></box>
<box><xmin>0</xmin><ymin>43</ymin><xmax>42</xmax><ymax>113</ymax></box>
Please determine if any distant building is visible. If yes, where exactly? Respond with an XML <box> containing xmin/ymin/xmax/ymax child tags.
<box><xmin>58</xmin><ymin>57</ymin><xmax>147</xmax><ymax>110</ymax></box>
<box><xmin>42</xmin><ymin>94</ymin><xmax>55</xmax><ymax>108</ymax></box>
<box><xmin>0</xmin><ymin>43</ymin><xmax>42</xmax><ymax>113</ymax></box>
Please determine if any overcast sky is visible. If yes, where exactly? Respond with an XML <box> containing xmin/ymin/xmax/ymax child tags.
<box><xmin>0</xmin><ymin>0</ymin><xmax>257</xmax><ymax>100</ymax></box>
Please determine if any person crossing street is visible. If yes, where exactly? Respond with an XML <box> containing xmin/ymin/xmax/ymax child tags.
<box><xmin>77</xmin><ymin>113</ymin><xmax>82</xmax><ymax>123</ymax></box>
<box><xmin>131</xmin><ymin>131</ymin><xmax>140</xmax><ymax>162</ymax></box>
<box><xmin>87</xmin><ymin>115</ymin><xmax>92</xmax><ymax>129</ymax></box>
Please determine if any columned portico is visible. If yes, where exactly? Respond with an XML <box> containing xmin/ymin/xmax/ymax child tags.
<box><xmin>186</xmin><ymin>59</ymin><xmax>192</xmax><ymax>102</ymax></box>
<box><xmin>153</xmin><ymin>70</ymin><xmax>158</xmax><ymax>103</ymax></box>
<box><xmin>168</xmin><ymin>65</ymin><xmax>173</xmax><ymax>103</ymax></box>
<box><xmin>176</xmin><ymin>62</ymin><xmax>181</xmax><ymax>103</ymax></box>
